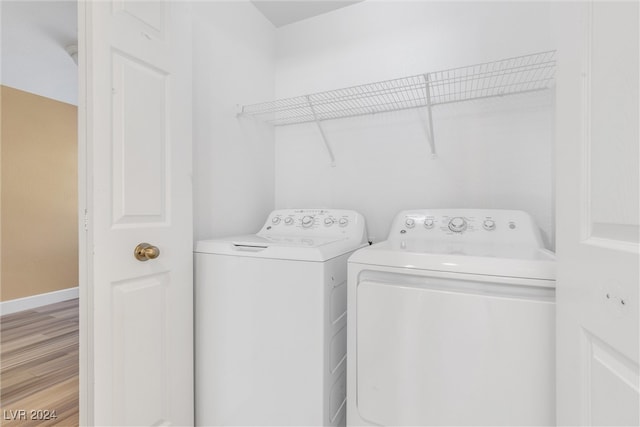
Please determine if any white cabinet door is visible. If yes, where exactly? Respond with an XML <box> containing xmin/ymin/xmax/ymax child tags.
<box><xmin>79</xmin><ymin>1</ymin><xmax>193</xmax><ymax>425</ymax></box>
<box><xmin>554</xmin><ymin>2</ymin><xmax>639</xmax><ymax>425</ymax></box>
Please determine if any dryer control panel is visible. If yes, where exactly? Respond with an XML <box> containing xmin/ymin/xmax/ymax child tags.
<box><xmin>258</xmin><ymin>209</ymin><xmax>368</xmax><ymax>242</ymax></box>
<box><xmin>390</xmin><ymin>209</ymin><xmax>544</xmax><ymax>247</ymax></box>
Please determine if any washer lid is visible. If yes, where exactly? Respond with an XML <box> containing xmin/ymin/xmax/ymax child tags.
<box><xmin>195</xmin><ymin>234</ymin><xmax>366</xmax><ymax>261</ymax></box>
<box><xmin>349</xmin><ymin>239</ymin><xmax>556</xmax><ymax>281</ymax></box>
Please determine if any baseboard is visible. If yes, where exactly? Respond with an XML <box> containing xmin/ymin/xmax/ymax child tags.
<box><xmin>0</xmin><ymin>287</ymin><xmax>79</xmax><ymax>316</ymax></box>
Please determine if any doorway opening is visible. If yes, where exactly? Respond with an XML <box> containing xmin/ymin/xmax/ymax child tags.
<box><xmin>0</xmin><ymin>1</ymin><xmax>80</xmax><ymax>425</ymax></box>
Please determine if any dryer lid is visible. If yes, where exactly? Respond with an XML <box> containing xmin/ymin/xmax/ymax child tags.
<box><xmin>349</xmin><ymin>239</ymin><xmax>556</xmax><ymax>281</ymax></box>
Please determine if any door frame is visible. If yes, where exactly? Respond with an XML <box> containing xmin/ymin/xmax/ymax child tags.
<box><xmin>77</xmin><ymin>1</ymin><xmax>91</xmax><ymax>423</ymax></box>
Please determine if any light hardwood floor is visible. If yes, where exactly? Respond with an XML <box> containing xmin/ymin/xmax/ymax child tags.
<box><xmin>1</xmin><ymin>298</ymin><xmax>78</xmax><ymax>426</ymax></box>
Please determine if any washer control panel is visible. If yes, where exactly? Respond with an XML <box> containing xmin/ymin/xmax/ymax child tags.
<box><xmin>259</xmin><ymin>209</ymin><xmax>366</xmax><ymax>240</ymax></box>
<box><xmin>390</xmin><ymin>209</ymin><xmax>544</xmax><ymax>245</ymax></box>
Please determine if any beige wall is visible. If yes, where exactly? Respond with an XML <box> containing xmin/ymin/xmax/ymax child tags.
<box><xmin>1</xmin><ymin>85</ymin><xmax>78</xmax><ymax>301</ymax></box>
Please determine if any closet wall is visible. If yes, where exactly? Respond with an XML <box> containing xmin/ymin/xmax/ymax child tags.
<box><xmin>273</xmin><ymin>2</ymin><xmax>556</xmax><ymax>247</ymax></box>
<box><xmin>192</xmin><ymin>1</ymin><xmax>276</xmax><ymax>240</ymax></box>
<box><xmin>1</xmin><ymin>86</ymin><xmax>78</xmax><ymax>301</ymax></box>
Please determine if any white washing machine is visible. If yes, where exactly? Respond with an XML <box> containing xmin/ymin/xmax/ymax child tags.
<box><xmin>195</xmin><ymin>209</ymin><xmax>368</xmax><ymax>427</ymax></box>
<box><xmin>347</xmin><ymin>209</ymin><xmax>556</xmax><ymax>426</ymax></box>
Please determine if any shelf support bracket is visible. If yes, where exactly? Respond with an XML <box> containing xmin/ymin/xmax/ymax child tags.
<box><xmin>424</xmin><ymin>73</ymin><xmax>437</xmax><ymax>159</ymax></box>
<box><xmin>306</xmin><ymin>96</ymin><xmax>336</xmax><ymax>166</ymax></box>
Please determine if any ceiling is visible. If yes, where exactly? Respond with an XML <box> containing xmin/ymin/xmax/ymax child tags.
<box><xmin>251</xmin><ymin>1</ymin><xmax>364</xmax><ymax>27</ymax></box>
<box><xmin>0</xmin><ymin>0</ymin><xmax>364</xmax><ymax>104</ymax></box>
<box><xmin>1</xmin><ymin>0</ymin><xmax>78</xmax><ymax>105</ymax></box>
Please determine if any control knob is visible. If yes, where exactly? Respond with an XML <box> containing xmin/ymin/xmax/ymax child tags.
<box><xmin>405</xmin><ymin>218</ymin><xmax>415</xmax><ymax>228</ymax></box>
<box><xmin>271</xmin><ymin>217</ymin><xmax>281</xmax><ymax>225</ymax></box>
<box><xmin>338</xmin><ymin>218</ymin><xmax>349</xmax><ymax>227</ymax></box>
<box><xmin>424</xmin><ymin>218</ymin><xmax>435</xmax><ymax>229</ymax></box>
<box><xmin>448</xmin><ymin>217</ymin><xmax>467</xmax><ymax>233</ymax></box>
<box><xmin>284</xmin><ymin>217</ymin><xmax>294</xmax><ymax>225</ymax></box>
<box><xmin>324</xmin><ymin>217</ymin><xmax>335</xmax><ymax>226</ymax></box>
<box><xmin>483</xmin><ymin>219</ymin><xmax>496</xmax><ymax>231</ymax></box>
<box><xmin>301</xmin><ymin>216</ymin><xmax>314</xmax><ymax>228</ymax></box>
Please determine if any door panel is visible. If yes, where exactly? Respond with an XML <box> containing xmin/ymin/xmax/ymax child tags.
<box><xmin>112</xmin><ymin>52</ymin><xmax>168</xmax><ymax>224</ymax></box>
<box><xmin>554</xmin><ymin>2</ymin><xmax>639</xmax><ymax>425</ymax></box>
<box><xmin>79</xmin><ymin>1</ymin><xmax>193</xmax><ymax>425</ymax></box>
<box><xmin>586</xmin><ymin>333</ymin><xmax>640</xmax><ymax>426</ymax></box>
<box><xmin>586</xmin><ymin>2</ymin><xmax>639</xmax><ymax>246</ymax></box>
<box><xmin>113</xmin><ymin>1</ymin><xmax>166</xmax><ymax>36</ymax></box>
<box><xmin>112</xmin><ymin>273</ymin><xmax>169</xmax><ymax>426</ymax></box>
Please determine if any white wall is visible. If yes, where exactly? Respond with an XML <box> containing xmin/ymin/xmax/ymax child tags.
<box><xmin>0</xmin><ymin>1</ymin><xmax>78</xmax><ymax>105</ymax></box>
<box><xmin>192</xmin><ymin>1</ymin><xmax>276</xmax><ymax>240</ymax></box>
<box><xmin>274</xmin><ymin>1</ymin><xmax>556</xmax><ymax>248</ymax></box>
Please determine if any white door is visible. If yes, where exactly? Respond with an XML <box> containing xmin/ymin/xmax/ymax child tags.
<box><xmin>78</xmin><ymin>1</ymin><xmax>193</xmax><ymax>425</ymax></box>
<box><xmin>554</xmin><ymin>1</ymin><xmax>639</xmax><ymax>425</ymax></box>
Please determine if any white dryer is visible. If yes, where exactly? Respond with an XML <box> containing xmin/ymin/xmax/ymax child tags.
<box><xmin>195</xmin><ymin>209</ymin><xmax>368</xmax><ymax>427</ymax></box>
<box><xmin>347</xmin><ymin>209</ymin><xmax>556</xmax><ymax>426</ymax></box>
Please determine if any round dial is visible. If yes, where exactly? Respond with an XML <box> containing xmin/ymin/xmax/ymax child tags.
<box><xmin>338</xmin><ymin>218</ymin><xmax>349</xmax><ymax>227</ymax></box>
<box><xmin>448</xmin><ymin>217</ymin><xmax>467</xmax><ymax>233</ymax></box>
<box><xmin>284</xmin><ymin>217</ymin><xmax>294</xmax><ymax>225</ymax></box>
<box><xmin>301</xmin><ymin>216</ymin><xmax>314</xmax><ymax>228</ymax></box>
<box><xmin>405</xmin><ymin>218</ymin><xmax>415</xmax><ymax>228</ymax></box>
<box><xmin>483</xmin><ymin>219</ymin><xmax>496</xmax><ymax>231</ymax></box>
<box><xmin>424</xmin><ymin>218</ymin><xmax>435</xmax><ymax>229</ymax></box>
<box><xmin>324</xmin><ymin>217</ymin><xmax>335</xmax><ymax>226</ymax></box>
<box><xmin>271</xmin><ymin>217</ymin><xmax>281</xmax><ymax>225</ymax></box>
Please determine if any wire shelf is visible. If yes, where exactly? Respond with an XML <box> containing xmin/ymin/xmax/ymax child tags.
<box><xmin>239</xmin><ymin>51</ymin><xmax>556</xmax><ymax>126</ymax></box>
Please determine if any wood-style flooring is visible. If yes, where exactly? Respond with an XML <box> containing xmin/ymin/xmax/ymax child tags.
<box><xmin>0</xmin><ymin>299</ymin><xmax>79</xmax><ymax>426</ymax></box>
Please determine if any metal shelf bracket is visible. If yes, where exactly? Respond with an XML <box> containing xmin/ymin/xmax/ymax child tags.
<box><xmin>424</xmin><ymin>73</ymin><xmax>437</xmax><ymax>159</ymax></box>
<box><xmin>307</xmin><ymin>95</ymin><xmax>336</xmax><ymax>166</ymax></box>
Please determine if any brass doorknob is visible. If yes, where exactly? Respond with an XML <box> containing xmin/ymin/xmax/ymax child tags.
<box><xmin>134</xmin><ymin>243</ymin><xmax>160</xmax><ymax>261</ymax></box>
